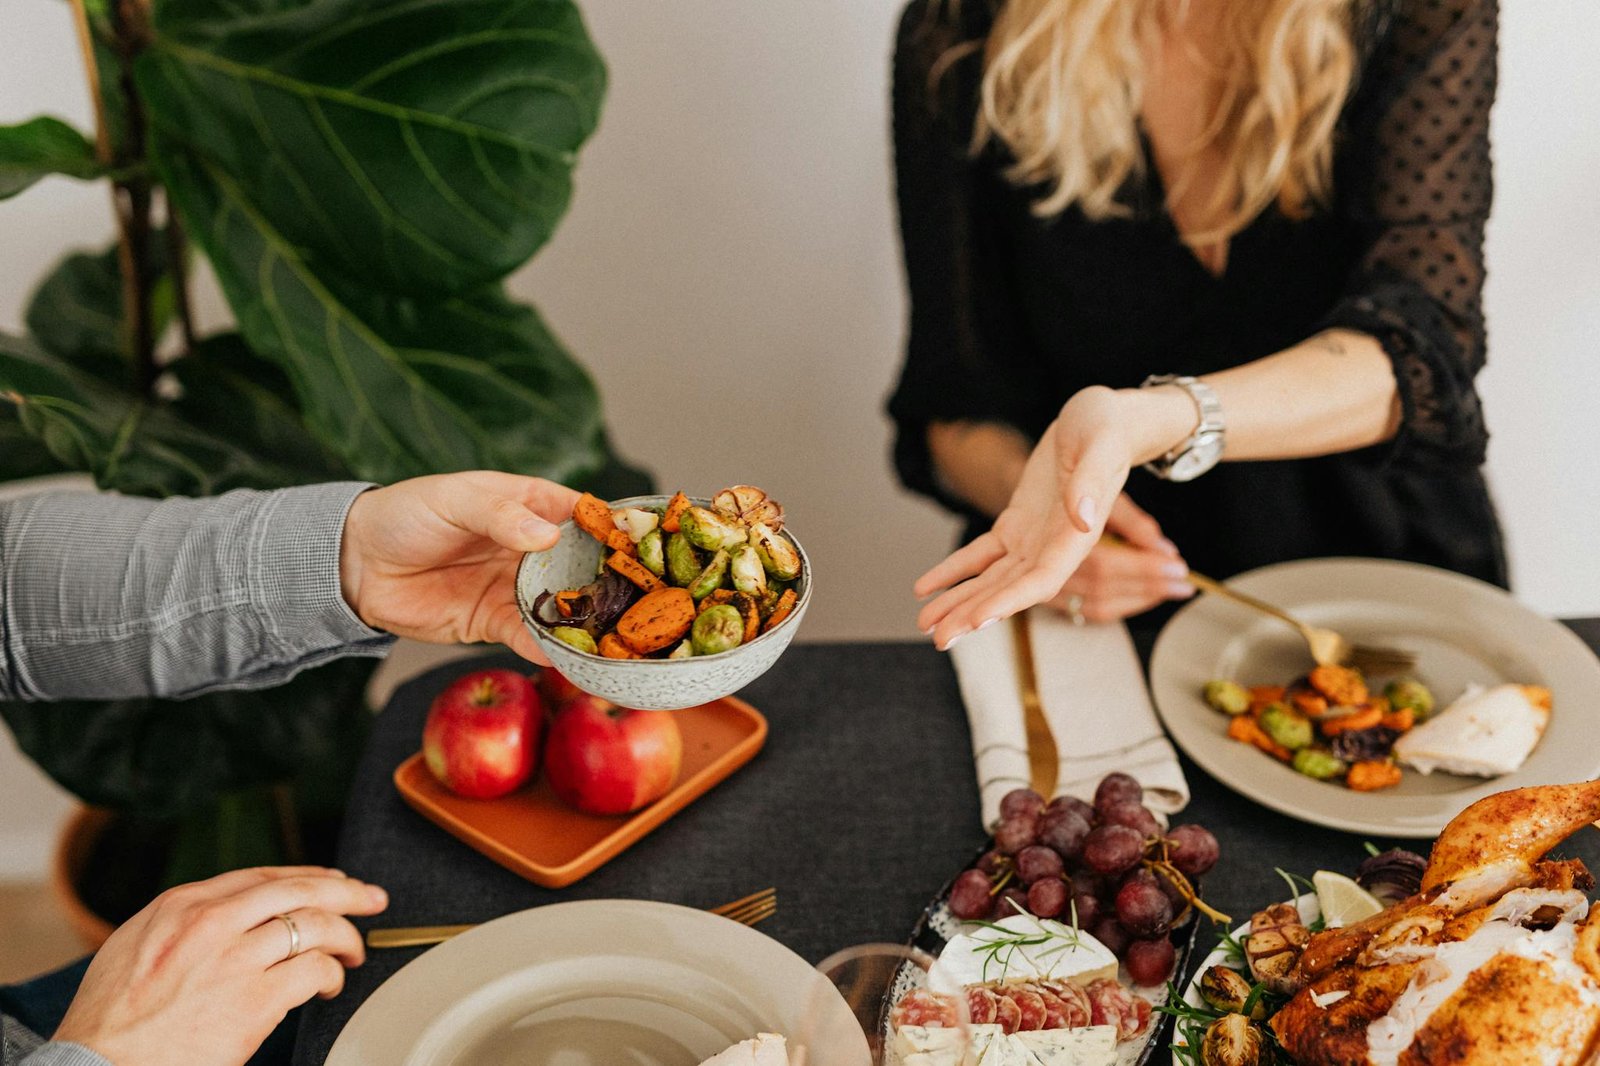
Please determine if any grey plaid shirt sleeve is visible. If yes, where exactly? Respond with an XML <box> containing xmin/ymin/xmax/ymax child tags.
<box><xmin>0</xmin><ymin>482</ymin><xmax>395</xmax><ymax>702</ymax></box>
<box><xmin>5</xmin><ymin>1021</ymin><xmax>111</xmax><ymax>1066</ymax></box>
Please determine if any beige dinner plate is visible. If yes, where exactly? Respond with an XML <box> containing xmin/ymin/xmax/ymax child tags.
<box><xmin>326</xmin><ymin>900</ymin><xmax>869</xmax><ymax>1066</ymax></box>
<box><xmin>1149</xmin><ymin>557</ymin><xmax>1600</xmax><ymax>838</ymax></box>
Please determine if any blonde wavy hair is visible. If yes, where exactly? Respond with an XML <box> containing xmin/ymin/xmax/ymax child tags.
<box><xmin>969</xmin><ymin>0</ymin><xmax>1358</xmax><ymax>244</ymax></box>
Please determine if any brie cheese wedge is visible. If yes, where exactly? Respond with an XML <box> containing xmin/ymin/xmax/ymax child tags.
<box><xmin>699</xmin><ymin>1033</ymin><xmax>789</xmax><ymax>1066</ymax></box>
<box><xmin>1394</xmin><ymin>683</ymin><xmax>1550</xmax><ymax>777</ymax></box>
<box><xmin>931</xmin><ymin>914</ymin><xmax>1118</xmax><ymax>988</ymax></box>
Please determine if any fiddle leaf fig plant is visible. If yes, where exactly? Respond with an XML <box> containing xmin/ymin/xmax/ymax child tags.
<box><xmin>0</xmin><ymin>0</ymin><xmax>645</xmax><ymax>891</ymax></box>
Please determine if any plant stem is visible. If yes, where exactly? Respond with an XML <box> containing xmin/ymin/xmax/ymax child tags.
<box><xmin>110</xmin><ymin>0</ymin><xmax>158</xmax><ymax>396</ymax></box>
<box><xmin>71</xmin><ymin>0</ymin><xmax>161</xmax><ymax>396</ymax></box>
<box><xmin>165</xmin><ymin>202</ymin><xmax>198</xmax><ymax>359</ymax></box>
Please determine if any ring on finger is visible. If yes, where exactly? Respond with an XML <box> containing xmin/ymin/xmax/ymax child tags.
<box><xmin>275</xmin><ymin>913</ymin><xmax>302</xmax><ymax>962</ymax></box>
<box><xmin>1064</xmin><ymin>593</ymin><xmax>1087</xmax><ymax>626</ymax></box>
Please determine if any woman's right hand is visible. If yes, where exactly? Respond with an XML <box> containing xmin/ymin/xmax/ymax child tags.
<box><xmin>1046</xmin><ymin>494</ymin><xmax>1194</xmax><ymax>623</ymax></box>
<box><xmin>52</xmin><ymin>866</ymin><xmax>388</xmax><ymax>1066</ymax></box>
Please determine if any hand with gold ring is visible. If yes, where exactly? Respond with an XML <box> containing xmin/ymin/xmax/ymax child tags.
<box><xmin>53</xmin><ymin>866</ymin><xmax>388</xmax><ymax>1066</ymax></box>
<box><xmin>1041</xmin><ymin>494</ymin><xmax>1194</xmax><ymax>625</ymax></box>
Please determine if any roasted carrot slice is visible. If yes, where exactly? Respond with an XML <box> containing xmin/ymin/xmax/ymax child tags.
<box><xmin>697</xmin><ymin>588</ymin><xmax>737</xmax><ymax>614</ymax></box>
<box><xmin>1381</xmin><ymin>706</ymin><xmax>1415</xmax><ymax>732</ymax></box>
<box><xmin>732</xmin><ymin>592</ymin><xmax>761</xmax><ymax>644</ymax></box>
<box><xmin>1309</xmin><ymin>665</ymin><xmax>1368</xmax><ymax>706</ymax></box>
<box><xmin>1347</xmin><ymin>760</ymin><xmax>1402</xmax><ymax>791</ymax></box>
<box><xmin>615</xmin><ymin>588</ymin><xmax>696</xmax><ymax>654</ymax></box>
<box><xmin>598</xmin><ymin>633</ymin><xmax>642</xmax><ymax>659</ymax></box>
<box><xmin>1318</xmin><ymin>705</ymin><xmax>1384</xmax><ymax>736</ymax></box>
<box><xmin>607</xmin><ymin>551</ymin><xmax>664</xmax><ymax>592</ymax></box>
<box><xmin>553</xmin><ymin>589</ymin><xmax>581</xmax><ymax>619</ymax></box>
<box><xmin>1290</xmin><ymin>691</ymin><xmax>1328</xmax><ymax>718</ymax></box>
<box><xmin>661</xmin><ymin>492</ymin><xmax>692</xmax><ymax>534</ymax></box>
<box><xmin>572</xmin><ymin>492</ymin><xmax>617</xmax><ymax>543</ymax></box>
<box><xmin>1227</xmin><ymin>713</ymin><xmax>1292</xmax><ymax>762</ymax></box>
<box><xmin>762</xmin><ymin>588</ymin><xmax>798</xmax><ymax>633</ymax></box>
<box><xmin>1248</xmin><ymin>685</ymin><xmax>1286</xmax><ymax>713</ymax></box>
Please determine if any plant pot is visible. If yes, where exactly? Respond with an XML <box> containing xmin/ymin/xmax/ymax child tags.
<box><xmin>50</xmin><ymin>806</ymin><xmax>117</xmax><ymax>951</ymax></box>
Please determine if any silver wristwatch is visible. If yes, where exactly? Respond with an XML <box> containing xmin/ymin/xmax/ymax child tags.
<box><xmin>1140</xmin><ymin>375</ymin><xmax>1225</xmax><ymax>482</ymax></box>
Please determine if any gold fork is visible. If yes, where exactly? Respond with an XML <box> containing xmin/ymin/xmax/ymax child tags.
<box><xmin>1185</xmin><ymin>570</ymin><xmax>1416</xmax><ymax>674</ymax></box>
<box><xmin>364</xmin><ymin>886</ymin><xmax>778</xmax><ymax>949</ymax></box>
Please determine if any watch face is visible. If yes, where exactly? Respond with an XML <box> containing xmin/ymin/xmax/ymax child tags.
<box><xmin>1168</xmin><ymin>432</ymin><xmax>1225</xmax><ymax>483</ymax></box>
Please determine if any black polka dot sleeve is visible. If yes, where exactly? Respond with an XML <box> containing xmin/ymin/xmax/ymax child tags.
<box><xmin>1321</xmin><ymin>0</ymin><xmax>1498</xmax><ymax>469</ymax></box>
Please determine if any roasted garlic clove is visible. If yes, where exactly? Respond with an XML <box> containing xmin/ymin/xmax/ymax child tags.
<box><xmin>1246</xmin><ymin>902</ymin><xmax>1311</xmax><ymax>994</ymax></box>
<box><xmin>712</xmin><ymin>485</ymin><xmax>784</xmax><ymax>530</ymax></box>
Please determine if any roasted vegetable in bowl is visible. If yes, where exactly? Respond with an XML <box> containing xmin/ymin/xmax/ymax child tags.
<box><xmin>529</xmin><ymin>486</ymin><xmax>803</xmax><ymax>660</ymax></box>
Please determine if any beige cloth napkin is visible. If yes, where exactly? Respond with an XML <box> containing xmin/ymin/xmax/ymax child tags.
<box><xmin>949</xmin><ymin>608</ymin><xmax>1190</xmax><ymax>827</ymax></box>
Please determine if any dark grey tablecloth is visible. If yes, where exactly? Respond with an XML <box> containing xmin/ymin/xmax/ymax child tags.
<box><xmin>293</xmin><ymin>622</ymin><xmax>1600</xmax><ymax>1064</ymax></box>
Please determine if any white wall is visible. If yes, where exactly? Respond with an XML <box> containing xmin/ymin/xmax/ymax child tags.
<box><xmin>3</xmin><ymin>1</ymin><xmax>1598</xmax><ymax>877</ymax></box>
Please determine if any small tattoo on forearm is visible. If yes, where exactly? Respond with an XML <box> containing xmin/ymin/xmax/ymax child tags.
<box><xmin>1316</xmin><ymin>334</ymin><xmax>1347</xmax><ymax>357</ymax></box>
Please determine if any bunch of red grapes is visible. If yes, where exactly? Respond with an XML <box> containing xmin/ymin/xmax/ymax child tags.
<box><xmin>945</xmin><ymin>773</ymin><xmax>1220</xmax><ymax>987</ymax></box>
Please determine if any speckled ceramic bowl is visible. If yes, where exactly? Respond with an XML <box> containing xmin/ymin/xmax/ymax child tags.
<box><xmin>515</xmin><ymin>495</ymin><xmax>811</xmax><ymax>711</ymax></box>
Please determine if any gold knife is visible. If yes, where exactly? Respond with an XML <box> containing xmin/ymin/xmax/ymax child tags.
<box><xmin>1011</xmin><ymin>611</ymin><xmax>1058</xmax><ymax>799</ymax></box>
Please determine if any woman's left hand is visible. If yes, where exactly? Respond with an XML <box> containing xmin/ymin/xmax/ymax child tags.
<box><xmin>914</xmin><ymin>386</ymin><xmax>1181</xmax><ymax>649</ymax></box>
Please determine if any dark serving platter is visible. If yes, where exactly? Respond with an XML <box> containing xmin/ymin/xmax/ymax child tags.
<box><xmin>889</xmin><ymin>838</ymin><xmax>1200</xmax><ymax>1065</ymax></box>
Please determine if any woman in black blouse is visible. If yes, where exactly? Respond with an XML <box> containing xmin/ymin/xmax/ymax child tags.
<box><xmin>891</xmin><ymin>0</ymin><xmax>1505</xmax><ymax>649</ymax></box>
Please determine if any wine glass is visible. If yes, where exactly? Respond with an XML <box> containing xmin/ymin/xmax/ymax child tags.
<box><xmin>790</xmin><ymin>943</ymin><xmax>970</xmax><ymax>1066</ymax></box>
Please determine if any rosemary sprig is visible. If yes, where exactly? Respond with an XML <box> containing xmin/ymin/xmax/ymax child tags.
<box><xmin>966</xmin><ymin>908</ymin><xmax>1085</xmax><ymax>984</ymax></box>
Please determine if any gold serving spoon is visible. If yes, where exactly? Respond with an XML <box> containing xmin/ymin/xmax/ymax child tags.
<box><xmin>1185</xmin><ymin>569</ymin><xmax>1416</xmax><ymax>674</ymax></box>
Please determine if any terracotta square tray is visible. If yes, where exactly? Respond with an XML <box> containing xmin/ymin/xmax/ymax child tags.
<box><xmin>393</xmin><ymin>695</ymin><xmax>767</xmax><ymax>888</ymax></box>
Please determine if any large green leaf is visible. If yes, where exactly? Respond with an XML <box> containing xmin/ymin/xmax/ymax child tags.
<box><xmin>0</xmin><ymin>332</ymin><xmax>320</xmax><ymax>495</ymax></box>
<box><xmin>0</xmin><ymin>408</ymin><xmax>70</xmax><ymax>481</ymax></box>
<box><xmin>138</xmin><ymin>0</ymin><xmax>604</xmax><ymax>295</ymax></box>
<box><xmin>0</xmin><ymin>656</ymin><xmax>372</xmax><ymax>820</ymax></box>
<box><xmin>169</xmin><ymin>333</ymin><xmax>351</xmax><ymax>482</ymax></box>
<box><xmin>160</xmin><ymin>151</ymin><xmax>611</xmax><ymax>485</ymax></box>
<box><xmin>25</xmin><ymin>238</ymin><xmax>173</xmax><ymax>388</ymax></box>
<box><xmin>0</xmin><ymin>117</ymin><xmax>103</xmax><ymax>200</ymax></box>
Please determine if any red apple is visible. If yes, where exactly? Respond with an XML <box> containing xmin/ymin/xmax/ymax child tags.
<box><xmin>423</xmin><ymin>669</ymin><xmax>542</xmax><ymax>799</ymax></box>
<box><xmin>538</xmin><ymin>667</ymin><xmax>585</xmax><ymax>709</ymax></box>
<box><xmin>543</xmin><ymin>695</ymin><xmax>683</xmax><ymax>815</ymax></box>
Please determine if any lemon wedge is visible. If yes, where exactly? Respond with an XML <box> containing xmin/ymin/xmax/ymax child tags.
<box><xmin>1314</xmin><ymin>870</ymin><xmax>1384</xmax><ymax>928</ymax></box>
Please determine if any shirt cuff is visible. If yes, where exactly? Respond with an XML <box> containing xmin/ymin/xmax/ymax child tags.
<box><xmin>249</xmin><ymin>482</ymin><xmax>392</xmax><ymax>657</ymax></box>
<box><xmin>16</xmin><ymin>1043</ymin><xmax>114</xmax><ymax>1066</ymax></box>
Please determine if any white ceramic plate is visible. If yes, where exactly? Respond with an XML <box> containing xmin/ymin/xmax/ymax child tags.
<box><xmin>1149</xmin><ymin>557</ymin><xmax>1600</xmax><ymax>838</ymax></box>
<box><xmin>1171</xmin><ymin>893</ymin><xmax>1319</xmax><ymax>1066</ymax></box>
<box><xmin>327</xmin><ymin>900</ymin><xmax>869</xmax><ymax>1066</ymax></box>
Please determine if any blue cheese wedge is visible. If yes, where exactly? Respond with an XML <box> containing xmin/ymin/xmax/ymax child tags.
<box><xmin>1394</xmin><ymin>683</ymin><xmax>1550</xmax><ymax>777</ymax></box>
<box><xmin>976</xmin><ymin>1034</ymin><xmax>1034</xmax><ymax>1066</ymax></box>
<box><xmin>931</xmin><ymin>914</ymin><xmax>1118</xmax><ymax>988</ymax></box>
<box><xmin>894</xmin><ymin>1024</ymin><xmax>1004</xmax><ymax>1066</ymax></box>
<box><xmin>1013</xmin><ymin>1026</ymin><xmax>1118</xmax><ymax>1066</ymax></box>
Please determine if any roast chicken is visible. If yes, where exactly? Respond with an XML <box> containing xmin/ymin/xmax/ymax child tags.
<box><xmin>1272</xmin><ymin>779</ymin><xmax>1600</xmax><ymax>1066</ymax></box>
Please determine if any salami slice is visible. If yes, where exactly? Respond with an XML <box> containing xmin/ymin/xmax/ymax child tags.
<box><xmin>891</xmin><ymin>989</ymin><xmax>957</xmax><ymax>1029</ymax></box>
<box><xmin>1005</xmin><ymin>988</ymin><xmax>1048</xmax><ymax>1031</ymax></box>
<box><xmin>993</xmin><ymin>993</ymin><xmax>1023</xmax><ymax>1034</ymax></box>
<box><xmin>965</xmin><ymin>987</ymin><xmax>998</xmax><ymax>1026</ymax></box>
<box><xmin>1035</xmin><ymin>988</ymin><xmax>1074</xmax><ymax>1029</ymax></box>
